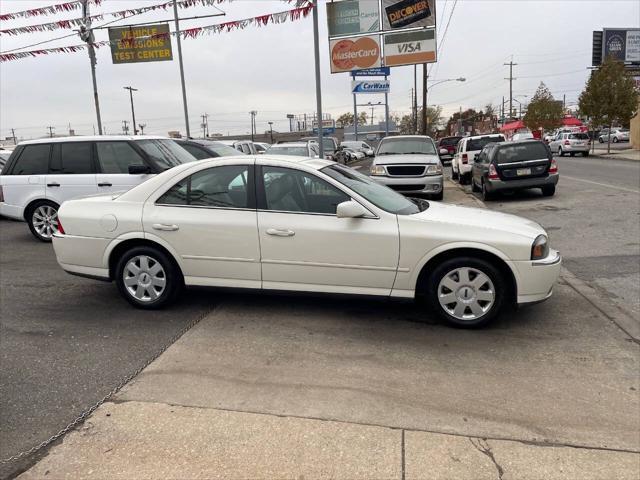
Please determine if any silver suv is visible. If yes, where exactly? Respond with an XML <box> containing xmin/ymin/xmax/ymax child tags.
<box><xmin>548</xmin><ymin>132</ymin><xmax>590</xmax><ymax>157</ymax></box>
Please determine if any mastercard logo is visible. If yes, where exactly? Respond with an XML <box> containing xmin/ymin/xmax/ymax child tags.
<box><xmin>331</xmin><ymin>37</ymin><xmax>380</xmax><ymax>71</ymax></box>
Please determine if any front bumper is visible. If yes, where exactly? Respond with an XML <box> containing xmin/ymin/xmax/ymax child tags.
<box><xmin>511</xmin><ymin>249</ymin><xmax>562</xmax><ymax>305</ymax></box>
<box><xmin>486</xmin><ymin>173</ymin><xmax>559</xmax><ymax>192</ymax></box>
<box><xmin>372</xmin><ymin>174</ymin><xmax>443</xmax><ymax>194</ymax></box>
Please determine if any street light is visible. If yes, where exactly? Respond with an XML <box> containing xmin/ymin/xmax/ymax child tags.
<box><xmin>423</xmin><ymin>77</ymin><xmax>466</xmax><ymax>134</ymax></box>
<box><xmin>123</xmin><ymin>86</ymin><xmax>138</xmax><ymax>135</ymax></box>
<box><xmin>268</xmin><ymin>121</ymin><xmax>274</xmax><ymax>144</ymax></box>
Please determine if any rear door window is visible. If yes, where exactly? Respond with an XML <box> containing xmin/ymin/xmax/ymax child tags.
<box><xmin>49</xmin><ymin>142</ymin><xmax>93</xmax><ymax>174</ymax></box>
<box><xmin>180</xmin><ymin>143</ymin><xmax>213</xmax><ymax>160</ymax></box>
<box><xmin>96</xmin><ymin>141</ymin><xmax>146</xmax><ymax>173</ymax></box>
<box><xmin>10</xmin><ymin>144</ymin><xmax>51</xmax><ymax>175</ymax></box>
<box><xmin>495</xmin><ymin>142</ymin><xmax>549</xmax><ymax>164</ymax></box>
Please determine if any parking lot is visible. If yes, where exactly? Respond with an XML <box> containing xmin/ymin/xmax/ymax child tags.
<box><xmin>2</xmin><ymin>154</ymin><xmax>639</xmax><ymax>478</ymax></box>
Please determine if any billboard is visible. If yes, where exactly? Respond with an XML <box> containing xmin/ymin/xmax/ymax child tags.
<box><xmin>382</xmin><ymin>0</ymin><xmax>436</xmax><ymax>31</ymax></box>
<box><xmin>383</xmin><ymin>28</ymin><xmax>435</xmax><ymax>66</ymax></box>
<box><xmin>329</xmin><ymin>35</ymin><xmax>382</xmax><ymax>73</ymax></box>
<box><xmin>108</xmin><ymin>23</ymin><xmax>173</xmax><ymax>64</ymax></box>
<box><xmin>326</xmin><ymin>0</ymin><xmax>380</xmax><ymax>37</ymax></box>
<box><xmin>603</xmin><ymin>28</ymin><xmax>640</xmax><ymax>64</ymax></box>
<box><xmin>351</xmin><ymin>80</ymin><xmax>390</xmax><ymax>93</ymax></box>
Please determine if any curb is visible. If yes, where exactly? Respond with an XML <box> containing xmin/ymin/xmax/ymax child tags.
<box><xmin>589</xmin><ymin>153</ymin><xmax>640</xmax><ymax>163</ymax></box>
<box><xmin>447</xmin><ymin>178</ymin><xmax>487</xmax><ymax>209</ymax></box>
<box><xmin>450</xmin><ymin>179</ymin><xmax>640</xmax><ymax>343</ymax></box>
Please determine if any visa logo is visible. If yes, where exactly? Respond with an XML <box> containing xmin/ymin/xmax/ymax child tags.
<box><xmin>397</xmin><ymin>42</ymin><xmax>422</xmax><ymax>53</ymax></box>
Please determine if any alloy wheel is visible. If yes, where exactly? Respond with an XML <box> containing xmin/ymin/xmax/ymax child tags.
<box><xmin>437</xmin><ymin>267</ymin><xmax>495</xmax><ymax>321</ymax></box>
<box><xmin>122</xmin><ymin>255</ymin><xmax>167</xmax><ymax>302</ymax></box>
<box><xmin>32</xmin><ymin>205</ymin><xmax>59</xmax><ymax>239</ymax></box>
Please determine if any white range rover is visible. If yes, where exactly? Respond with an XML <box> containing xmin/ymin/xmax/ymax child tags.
<box><xmin>51</xmin><ymin>155</ymin><xmax>561</xmax><ymax>328</ymax></box>
<box><xmin>0</xmin><ymin>136</ymin><xmax>196</xmax><ymax>241</ymax></box>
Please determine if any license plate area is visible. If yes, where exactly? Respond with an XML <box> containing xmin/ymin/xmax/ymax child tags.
<box><xmin>516</xmin><ymin>168</ymin><xmax>532</xmax><ymax>176</ymax></box>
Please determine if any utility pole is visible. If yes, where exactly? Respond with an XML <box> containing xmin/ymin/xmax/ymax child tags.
<box><xmin>123</xmin><ymin>86</ymin><xmax>138</xmax><ymax>135</ymax></box>
<box><xmin>504</xmin><ymin>59</ymin><xmax>517</xmax><ymax>121</ymax></box>
<box><xmin>138</xmin><ymin>124</ymin><xmax>146</xmax><ymax>135</ymax></box>
<box><xmin>249</xmin><ymin>111</ymin><xmax>257</xmax><ymax>141</ymax></box>
<box><xmin>413</xmin><ymin>65</ymin><xmax>418</xmax><ymax>133</ymax></box>
<box><xmin>201</xmin><ymin>113</ymin><xmax>209</xmax><ymax>138</ymax></box>
<box><xmin>268</xmin><ymin>121</ymin><xmax>274</xmax><ymax>144</ymax></box>
<box><xmin>173</xmin><ymin>0</ymin><xmax>190</xmax><ymax>138</ymax></box>
<box><xmin>122</xmin><ymin>120</ymin><xmax>129</xmax><ymax>135</ymax></box>
<box><xmin>312</xmin><ymin>0</ymin><xmax>324</xmax><ymax>158</ymax></box>
<box><xmin>11</xmin><ymin>128</ymin><xmax>17</xmax><ymax>144</ymax></box>
<box><xmin>47</xmin><ymin>126</ymin><xmax>55</xmax><ymax>138</ymax></box>
<box><xmin>563</xmin><ymin>94</ymin><xmax>566</xmax><ymax>111</ymax></box>
<box><xmin>421</xmin><ymin>64</ymin><xmax>428</xmax><ymax>135</ymax></box>
<box><xmin>501</xmin><ymin>95</ymin><xmax>505</xmax><ymax>125</ymax></box>
<box><xmin>80</xmin><ymin>0</ymin><xmax>102</xmax><ymax>135</ymax></box>
<box><xmin>370</xmin><ymin>105</ymin><xmax>375</xmax><ymax>125</ymax></box>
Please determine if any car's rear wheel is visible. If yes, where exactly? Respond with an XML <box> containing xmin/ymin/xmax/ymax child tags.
<box><xmin>541</xmin><ymin>185</ymin><xmax>556</xmax><ymax>197</ymax></box>
<box><xmin>570</xmin><ymin>152</ymin><xmax>575</xmax><ymax>157</ymax></box>
<box><xmin>582</xmin><ymin>151</ymin><xmax>590</xmax><ymax>157</ymax></box>
<box><xmin>451</xmin><ymin>166</ymin><xmax>459</xmax><ymax>180</ymax></box>
<box><xmin>115</xmin><ymin>246</ymin><xmax>182</xmax><ymax>309</ymax></box>
<box><xmin>426</xmin><ymin>257</ymin><xmax>505</xmax><ymax>328</ymax></box>
<box><xmin>27</xmin><ymin>200</ymin><xmax>60</xmax><ymax>242</ymax></box>
<box><xmin>558</xmin><ymin>147</ymin><xmax>564</xmax><ymax>157</ymax></box>
<box><xmin>613</xmin><ymin>137</ymin><xmax>619</xmax><ymax>143</ymax></box>
<box><xmin>481</xmin><ymin>181</ymin><xmax>493</xmax><ymax>201</ymax></box>
<box><xmin>471</xmin><ymin>177</ymin><xmax>480</xmax><ymax>192</ymax></box>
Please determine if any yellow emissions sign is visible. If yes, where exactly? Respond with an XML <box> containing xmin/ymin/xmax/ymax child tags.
<box><xmin>108</xmin><ymin>23</ymin><xmax>173</xmax><ymax>64</ymax></box>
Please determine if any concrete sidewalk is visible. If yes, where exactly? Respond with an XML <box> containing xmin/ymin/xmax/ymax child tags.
<box><xmin>591</xmin><ymin>147</ymin><xmax>640</xmax><ymax>162</ymax></box>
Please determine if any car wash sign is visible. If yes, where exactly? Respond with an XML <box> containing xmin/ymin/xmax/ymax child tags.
<box><xmin>108</xmin><ymin>23</ymin><xmax>173</xmax><ymax>64</ymax></box>
<box><xmin>351</xmin><ymin>80</ymin><xmax>390</xmax><ymax>94</ymax></box>
<box><xmin>384</xmin><ymin>28</ymin><xmax>435</xmax><ymax>66</ymax></box>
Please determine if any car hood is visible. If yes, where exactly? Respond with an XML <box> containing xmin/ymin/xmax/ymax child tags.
<box><xmin>373</xmin><ymin>153</ymin><xmax>440</xmax><ymax>165</ymax></box>
<box><xmin>411</xmin><ymin>201</ymin><xmax>545</xmax><ymax>239</ymax></box>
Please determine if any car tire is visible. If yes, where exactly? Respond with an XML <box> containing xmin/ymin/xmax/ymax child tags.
<box><xmin>541</xmin><ymin>185</ymin><xmax>556</xmax><ymax>197</ymax></box>
<box><xmin>471</xmin><ymin>177</ymin><xmax>480</xmax><ymax>192</ymax></box>
<box><xmin>582</xmin><ymin>151</ymin><xmax>589</xmax><ymax>157</ymax></box>
<box><xmin>558</xmin><ymin>147</ymin><xmax>564</xmax><ymax>157</ymax></box>
<box><xmin>598</xmin><ymin>137</ymin><xmax>604</xmax><ymax>143</ymax></box>
<box><xmin>613</xmin><ymin>137</ymin><xmax>619</xmax><ymax>143</ymax></box>
<box><xmin>570</xmin><ymin>152</ymin><xmax>575</xmax><ymax>157</ymax></box>
<box><xmin>481</xmin><ymin>181</ymin><xmax>493</xmax><ymax>201</ymax></box>
<box><xmin>432</xmin><ymin>191</ymin><xmax>444</xmax><ymax>201</ymax></box>
<box><xmin>425</xmin><ymin>256</ymin><xmax>506</xmax><ymax>328</ymax></box>
<box><xmin>451</xmin><ymin>167</ymin><xmax>459</xmax><ymax>180</ymax></box>
<box><xmin>26</xmin><ymin>200</ymin><xmax>60</xmax><ymax>243</ymax></box>
<box><xmin>115</xmin><ymin>246</ymin><xmax>182</xmax><ymax>309</ymax></box>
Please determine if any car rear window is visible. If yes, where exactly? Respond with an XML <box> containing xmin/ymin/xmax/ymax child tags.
<box><xmin>569</xmin><ymin>133</ymin><xmax>589</xmax><ymax>140</ymax></box>
<box><xmin>495</xmin><ymin>142</ymin><xmax>549</xmax><ymax>164</ymax></box>
<box><xmin>467</xmin><ymin>136</ymin><xmax>505</xmax><ymax>151</ymax></box>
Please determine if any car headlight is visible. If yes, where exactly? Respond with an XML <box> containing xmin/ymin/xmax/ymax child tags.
<box><xmin>370</xmin><ymin>165</ymin><xmax>386</xmax><ymax>176</ymax></box>
<box><xmin>531</xmin><ymin>234</ymin><xmax>549</xmax><ymax>260</ymax></box>
<box><xmin>425</xmin><ymin>164</ymin><xmax>443</xmax><ymax>175</ymax></box>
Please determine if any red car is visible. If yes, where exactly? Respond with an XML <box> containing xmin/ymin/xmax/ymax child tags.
<box><xmin>436</xmin><ymin>136</ymin><xmax>462</xmax><ymax>164</ymax></box>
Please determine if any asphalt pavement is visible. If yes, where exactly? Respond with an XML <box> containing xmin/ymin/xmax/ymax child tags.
<box><xmin>0</xmin><ymin>219</ymin><xmax>212</xmax><ymax>479</ymax></box>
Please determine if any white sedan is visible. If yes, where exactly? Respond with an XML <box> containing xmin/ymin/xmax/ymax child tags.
<box><xmin>52</xmin><ymin>155</ymin><xmax>561</xmax><ymax>328</ymax></box>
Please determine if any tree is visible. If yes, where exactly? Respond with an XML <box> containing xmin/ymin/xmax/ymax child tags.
<box><xmin>446</xmin><ymin>108</ymin><xmax>479</xmax><ymax>135</ymax></box>
<box><xmin>417</xmin><ymin>106</ymin><xmax>442</xmax><ymax>137</ymax></box>
<box><xmin>398</xmin><ymin>114</ymin><xmax>414</xmax><ymax>134</ymax></box>
<box><xmin>337</xmin><ymin>111</ymin><xmax>368</xmax><ymax>127</ymax></box>
<box><xmin>578</xmin><ymin>56</ymin><xmax>639</xmax><ymax>153</ymax></box>
<box><xmin>523</xmin><ymin>82</ymin><xmax>564</xmax><ymax>137</ymax></box>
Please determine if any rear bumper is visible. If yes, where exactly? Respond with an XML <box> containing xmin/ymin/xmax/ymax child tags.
<box><xmin>52</xmin><ymin>232</ymin><xmax>111</xmax><ymax>280</ymax></box>
<box><xmin>511</xmin><ymin>249</ymin><xmax>562</xmax><ymax>305</ymax></box>
<box><xmin>372</xmin><ymin>174</ymin><xmax>443</xmax><ymax>194</ymax></box>
<box><xmin>486</xmin><ymin>173</ymin><xmax>559</xmax><ymax>192</ymax></box>
<box><xmin>561</xmin><ymin>144</ymin><xmax>590</xmax><ymax>152</ymax></box>
<box><xmin>0</xmin><ymin>202</ymin><xmax>24</xmax><ymax>220</ymax></box>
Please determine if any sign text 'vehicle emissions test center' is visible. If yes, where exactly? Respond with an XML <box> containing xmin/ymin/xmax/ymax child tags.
<box><xmin>108</xmin><ymin>23</ymin><xmax>173</xmax><ymax>64</ymax></box>
<box><xmin>327</xmin><ymin>0</ymin><xmax>437</xmax><ymax>74</ymax></box>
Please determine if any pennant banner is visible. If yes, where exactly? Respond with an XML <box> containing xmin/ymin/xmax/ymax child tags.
<box><xmin>0</xmin><ymin>0</ymin><xmax>101</xmax><ymax>21</ymax></box>
<box><xmin>1</xmin><ymin>0</ymin><xmax>230</xmax><ymax>35</ymax></box>
<box><xmin>0</xmin><ymin>4</ymin><xmax>314</xmax><ymax>62</ymax></box>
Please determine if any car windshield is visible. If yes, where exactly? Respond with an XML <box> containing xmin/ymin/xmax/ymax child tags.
<box><xmin>495</xmin><ymin>142</ymin><xmax>549</xmax><ymax>164</ymax></box>
<box><xmin>202</xmin><ymin>141</ymin><xmax>244</xmax><ymax>157</ymax></box>
<box><xmin>377</xmin><ymin>138</ymin><xmax>436</xmax><ymax>155</ymax></box>
<box><xmin>467</xmin><ymin>136</ymin><xmax>504</xmax><ymax>151</ymax></box>
<box><xmin>267</xmin><ymin>146</ymin><xmax>309</xmax><ymax>156</ymax></box>
<box><xmin>136</xmin><ymin>139</ymin><xmax>197</xmax><ymax>170</ymax></box>
<box><xmin>569</xmin><ymin>133</ymin><xmax>589</xmax><ymax>140</ymax></box>
<box><xmin>322</xmin><ymin>164</ymin><xmax>421</xmax><ymax>215</ymax></box>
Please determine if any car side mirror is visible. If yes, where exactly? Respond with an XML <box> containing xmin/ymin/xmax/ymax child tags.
<box><xmin>439</xmin><ymin>148</ymin><xmax>448</xmax><ymax>156</ymax></box>
<box><xmin>128</xmin><ymin>164</ymin><xmax>151</xmax><ymax>174</ymax></box>
<box><xmin>336</xmin><ymin>200</ymin><xmax>369</xmax><ymax>219</ymax></box>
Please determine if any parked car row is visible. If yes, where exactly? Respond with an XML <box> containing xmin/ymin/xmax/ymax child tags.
<box><xmin>451</xmin><ymin>134</ymin><xmax>506</xmax><ymax>185</ymax></box>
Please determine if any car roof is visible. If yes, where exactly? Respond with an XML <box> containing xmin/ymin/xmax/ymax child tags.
<box><xmin>381</xmin><ymin>135</ymin><xmax>433</xmax><ymax>141</ymax></box>
<box><xmin>465</xmin><ymin>133</ymin><xmax>505</xmax><ymax>140</ymax></box>
<box><xmin>19</xmin><ymin>135</ymin><xmax>168</xmax><ymax>145</ymax></box>
<box><xmin>269</xmin><ymin>143</ymin><xmax>309</xmax><ymax>148</ymax></box>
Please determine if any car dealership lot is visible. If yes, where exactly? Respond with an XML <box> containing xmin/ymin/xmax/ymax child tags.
<box><xmin>1</xmin><ymin>165</ymin><xmax>639</xmax><ymax>477</ymax></box>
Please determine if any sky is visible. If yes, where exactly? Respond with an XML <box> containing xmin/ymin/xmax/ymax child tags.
<box><xmin>1</xmin><ymin>0</ymin><xmax>639</xmax><ymax>140</ymax></box>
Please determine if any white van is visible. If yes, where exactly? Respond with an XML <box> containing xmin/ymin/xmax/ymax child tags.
<box><xmin>451</xmin><ymin>134</ymin><xmax>505</xmax><ymax>184</ymax></box>
<box><xmin>0</xmin><ymin>136</ymin><xmax>196</xmax><ymax>241</ymax></box>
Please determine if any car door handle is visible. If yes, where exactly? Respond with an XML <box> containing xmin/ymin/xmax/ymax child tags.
<box><xmin>46</xmin><ymin>182</ymin><xmax>60</xmax><ymax>187</ymax></box>
<box><xmin>152</xmin><ymin>223</ymin><xmax>179</xmax><ymax>231</ymax></box>
<box><xmin>98</xmin><ymin>182</ymin><xmax>112</xmax><ymax>187</ymax></box>
<box><xmin>266</xmin><ymin>228</ymin><xmax>295</xmax><ymax>237</ymax></box>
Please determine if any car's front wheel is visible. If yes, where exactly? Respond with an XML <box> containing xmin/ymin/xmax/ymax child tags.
<box><xmin>598</xmin><ymin>137</ymin><xmax>604</xmax><ymax>143</ymax></box>
<box><xmin>27</xmin><ymin>200</ymin><xmax>60</xmax><ymax>242</ymax></box>
<box><xmin>115</xmin><ymin>246</ymin><xmax>182</xmax><ymax>309</ymax></box>
<box><xmin>613</xmin><ymin>137</ymin><xmax>619</xmax><ymax>143</ymax></box>
<box><xmin>426</xmin><ymin>257</ymin><xmax>505</xmax><ymax>328</ymax></box>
